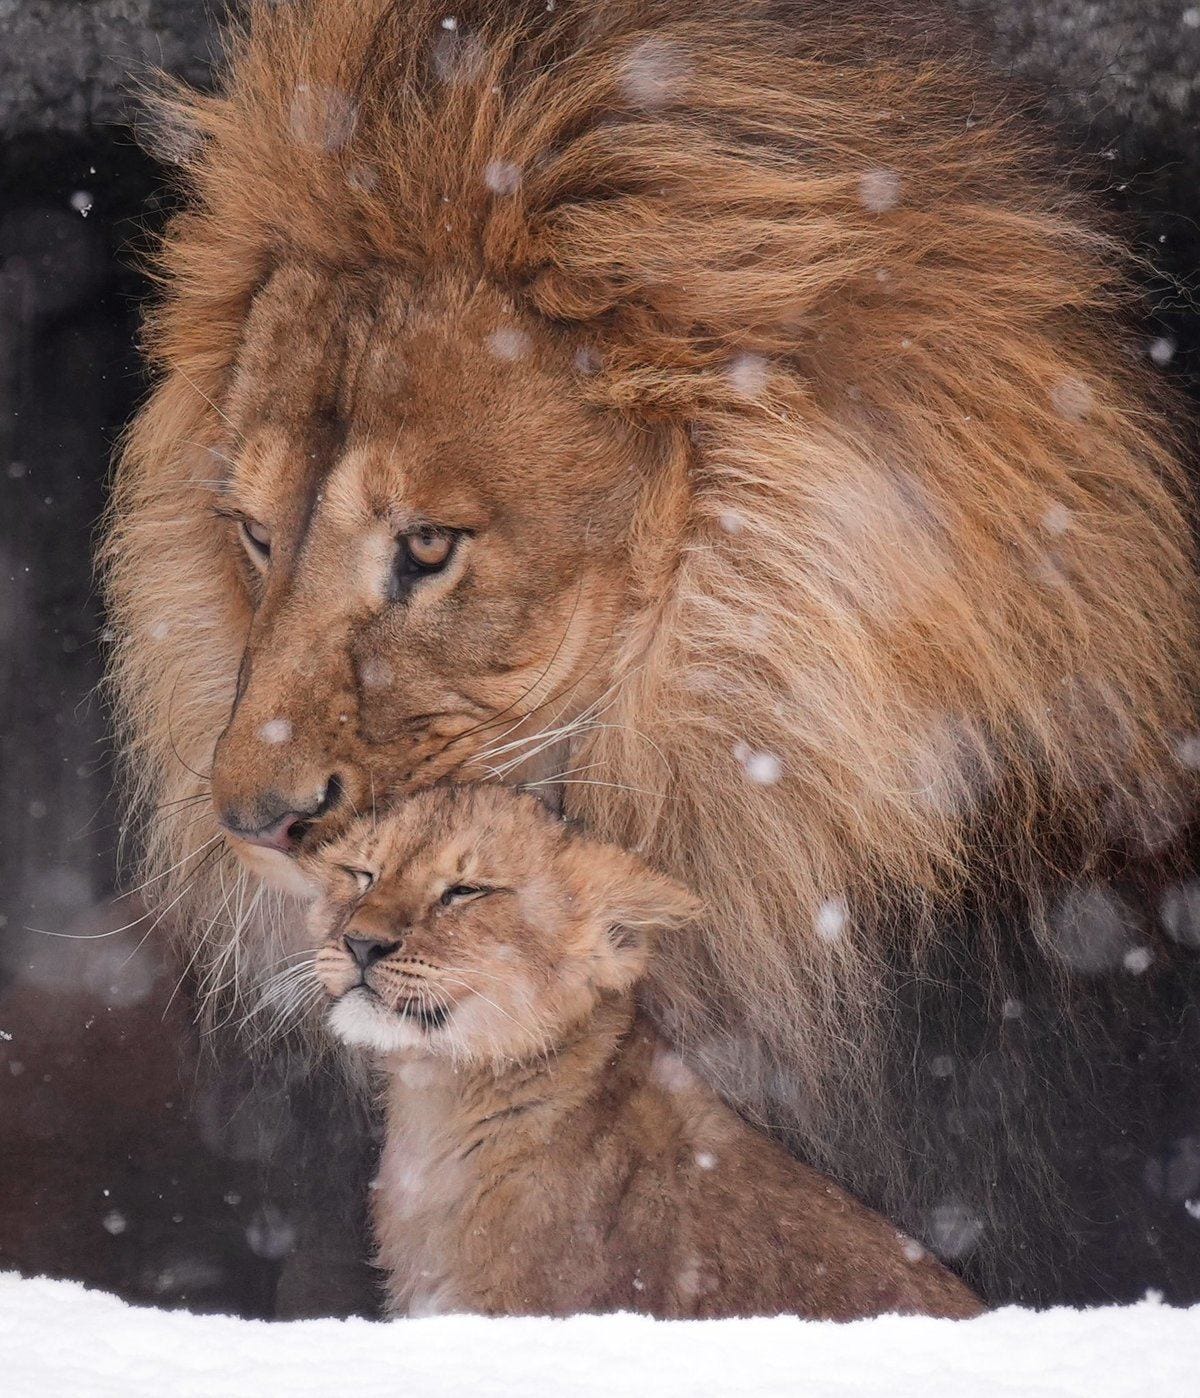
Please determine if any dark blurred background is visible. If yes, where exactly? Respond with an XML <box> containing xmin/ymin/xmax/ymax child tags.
<box><xmin>2</xmin><ymin>0</ymin><xmax>1200</xmax><ymax>1318</ymax></box>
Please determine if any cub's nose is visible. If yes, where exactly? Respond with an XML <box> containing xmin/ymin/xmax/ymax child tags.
<box><xmin>218</xmin><ymin>775</ymin><xmax>345</xmax><ymax>855</ymax></box>
<box><xmin>344</xmin><ymin>935</ymin><xmax>399</xmax><ymax>971</ymax></box>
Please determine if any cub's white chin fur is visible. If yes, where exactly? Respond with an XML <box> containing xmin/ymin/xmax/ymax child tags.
<box><xmin>327</xmin><ymin>990</ymin><xmax>431</xmax><ymax>1054</ymax></box>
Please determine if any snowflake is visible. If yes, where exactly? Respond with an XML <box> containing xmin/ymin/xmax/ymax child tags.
<box><xmin>858</xmin><ymin>169</ymin><xmax>902</xmax><ymax>213</ymax></box>
<box><xmin>259</xmin><ymin>718</ymin><xmax>292</xmax><ymax>745</ymax></box>
<box><xmin>484</xmin><ymin>159</ymin><xmax>522</xmax><ymax>196</ymax></box>
<box><xmin>486</xmin><ymin>327</ymin><xmax>532</xmax><ymax>362</ymax></box>
<box><xmin>1123</xmin><ymin>946</ymin><xmax>1153</xmax><ymax>975</ymax></box>
<box><xmin>1050</xmin><ymin>377</ymin><xmax>1094</xmax><ymax>423</ymax></box>
<box><xmin>617</xmin><ymin>37</ymin><xmax>688</xmax><ymax>109</ymax></box>
<box><xmin>726</xmin><ymin>353</ymin><xmax>768</xmax><ymax>398</ymax></box>
<box><xmin>814</xmin><ymin>898</ymin><xmax>847</xmax><ymax>942</ymax></box>
<box><xmin>1042</xmin><ymin>502</ymin><xmax>1071</xmax><ymax>536</ymax></box>
<box><xmin>733</xmin><ymin>743</ymin><xmax>783</xmax><ymax>785</ymax></box>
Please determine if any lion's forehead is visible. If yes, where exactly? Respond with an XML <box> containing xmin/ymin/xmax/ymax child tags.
<box><xmin>221</xmin><ymin>265</ymin><xmax>636</xmax><ymax>534</ymax></box>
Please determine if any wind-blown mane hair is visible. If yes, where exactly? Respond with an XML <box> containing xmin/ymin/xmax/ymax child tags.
<box><xmin>103</xmin><ymin>0</ymin><xmax>1198</xmax><ymax>1288</ymax></box>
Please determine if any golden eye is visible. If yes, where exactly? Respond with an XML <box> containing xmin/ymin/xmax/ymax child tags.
<box><xmin>239</xmin><ymin>517</ymin><xmax>271</xmax><ymax>567</ymax></box>
<box><xmin>405</xmin><ymin>528</ymin><xmax>454</xmax><ymax>571</ymax></box>
<box><xmin>390</xmin><ymin>527</ymin><xmax>462</xmax><ymax>601</ymax></box>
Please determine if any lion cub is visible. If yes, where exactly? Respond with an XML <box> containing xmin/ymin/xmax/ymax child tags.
<box><xmin>304</xmin><ymin>786</ymin><xmax>980</xmax><ymax>1322</ymax></box>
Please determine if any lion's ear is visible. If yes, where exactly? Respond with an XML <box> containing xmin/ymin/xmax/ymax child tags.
<box><xmin>570</xmin><ymin>844</ymin><xmax>700</xmax><ymax>991</ymax></box>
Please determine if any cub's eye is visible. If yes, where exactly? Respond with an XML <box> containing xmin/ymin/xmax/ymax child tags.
<box><xmin>440</xmin><ymin>884</ymin><xmax>490</xmax><ymax>907</ymax></box>
<box><xmin>390</xmin><ymin>527</ymin><xmax>460</xmax><ymax>599</ymax></box>
<box><xmin>340</xmin><ymin>866</ymin><xmax>375</xmax><ymax>894</ymax></box>
<box><xmin>239</xmin><ymin>518</ymin><xmax>272</xmax><ymax>567</ymax></box>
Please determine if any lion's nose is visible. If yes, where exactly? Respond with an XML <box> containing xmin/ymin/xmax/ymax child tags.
<box><xmin>219</xmin><ymin>775</ymin><xmax>344</xmax><ymax>855</ymax></box>
<box><xmin>344</xmin><ymin>935</ymin><xmax>399</xmax><ymax>971</ymax></box>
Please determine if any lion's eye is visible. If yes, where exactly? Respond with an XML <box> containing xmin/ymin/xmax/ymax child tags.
<box><xmin>390</xmin><ymin>527</ymin><xmax>459</xmax><ymax>600</ymax></box>
<box><xmin>239</xmin><ymin>517</ymin><xmax>271</xmax><ymax>567</ymax></box>
<box><xmin>440</xmin><ymin>884</ymin><xmax>490</xmax><ymax>907</ymax></box>
<box><xmin>341</xmin><ymin>866</ymin><xmax>375</xmax><ymax>894</ymax></box>
<box><xmin>406</xmin><ymin>527</ymin><xmax>456</xmax><ymax>570</ymax></box>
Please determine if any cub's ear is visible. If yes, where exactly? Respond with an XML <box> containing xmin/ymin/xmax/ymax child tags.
<box><xmin>570</xmin><ymin>844</ymin><xmax>700</xmax><ymax>991</ymax></box>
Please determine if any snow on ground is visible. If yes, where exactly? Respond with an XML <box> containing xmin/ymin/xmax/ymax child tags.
<box><xmin>2</xmin><ymin>1274</ymin><xmax>1199</xmax><ymax>1398</ymax></box>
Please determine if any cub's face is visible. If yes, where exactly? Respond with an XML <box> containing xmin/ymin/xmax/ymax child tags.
<box><xmin>302</xmin><ymin>786</ymin><xmax>694</xmax><ymax>1063</ymax></box>
<box><xmin>206</xmin><ymin>263</ymin><xmax>662</xmax><ymax>893</ymax></box>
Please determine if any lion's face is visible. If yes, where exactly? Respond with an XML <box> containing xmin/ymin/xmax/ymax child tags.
<box><xmin>207</xmin><ymin>264</ymin><xmax>649</xmax><ymax>891</ymax></box>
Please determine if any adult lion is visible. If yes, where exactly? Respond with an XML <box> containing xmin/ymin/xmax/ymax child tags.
<box><xmin>103</xmin><ymin>0</ymin><xmax>1200</xmax><ymax>1308</ymax></box>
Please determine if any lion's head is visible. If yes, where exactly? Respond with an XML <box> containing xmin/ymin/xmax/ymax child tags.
<box><xmin>202</xmin><ymin>264</ymin><xmax>650</xmax><ymax>897</ymax></box>
<box><xmin>103</xmin><ymin>0</ymin><xmax>1197</xmax><ymax>1181</ymax></box>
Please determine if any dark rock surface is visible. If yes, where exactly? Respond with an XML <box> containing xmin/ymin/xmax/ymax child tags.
<box><xmin>0</xmin><ymin>1</ymin><xmax>228</xmax><ymax>135</ymax></box>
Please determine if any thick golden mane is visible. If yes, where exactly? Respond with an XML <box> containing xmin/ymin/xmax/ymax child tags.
<box><xmin>103</xmin><ymin>0</ymin><xmax>1197</xmax><ymax>1226</ymax></box>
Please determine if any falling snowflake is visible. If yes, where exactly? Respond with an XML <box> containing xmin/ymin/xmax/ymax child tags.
<box><xmin>246</xmin><ymin>1205</ymin><xmax>297</xmax><ymax>1261</ymax></box>
<box><xmin>486</xmin><ymin>327</ymin><xmax>532</xmax><ymax>361</ymax></box>
<box><xmin>288</xmin><ymin>84</ymin><xmax>358</xmax><ymax>152</ymax></box>
<box><xmin>1123</xmin><ymin>946</ymin><xmax>1153</xmax><ymax>975</ymax></box>
<box><xmin>858</xmin><ymin>169</ymin><xmax>902</xmax><ymax>213</ymax></box>
<box><xmin>650</xmin><ymin>1049</ymin><xmax>696</xmax><ymax>1094</ymax></box>
<box><xmin>102</xmin><ymin>1210</ymin><xmax>128</xmax><ymax>1236</ymax></box>
<box><xmin>898</xmin><ymin>1234</ymin><xmax>926</xmax><ymax>1264</ymax></box>
<box><xmin>1047</xmin><ymin>884</ymin><xmax>1138</xmax><ymax>974</ymax></box>
<box><xmin>358</xmin><ymin>657</ymin><xmax>393</xmax><ymax>690</ymax></box>
<box><xmin>1050</xmin><ymin>377</ymin><xmax>1094</xmax><ymax>422</ymax></box>
<box><xmin>733</xmin><ymin>742</ymin><xmax>782</xmax><ymax>785</ymax></box>
<box><xmin>1042</xmin><ymin>502</ymin><xmax>1071</xmax><ymax>535</ymax></box>
<box><xmin>617</xmin><ymin>37</ymin><xmax>688</xmax><ymax>109</ymax></box>
<box><xmin>694</xmin><ymin>1151</ymin><xmax>718</xmax><ymax>1171</ymax></box>
<box><xmin>1149</xmin><ymin>337</ymin><xmax>1176</xmax><ymax>367</ymax></box>
<box><xmin>573</xmin><ymin>345</ymin><xmax>601</xmax><ymax>375</ymax></box>
<box><xmin>1161</xmin><ymin>882</ymin><xmax>1200</xmax><ymax>949</ymax></box>
<box><xmin>814</xmin><ymin>898</ymin><xmax>847</xmax><ymax>942</ymax></box>
<box><xmin>1174</xmin><ymin>735</ymin><xmax>1200</xmax><ymax>769</ymax></box>
<box><xmin>484</xmin><ymin>159</ymin><xmax>522</xmax><ymax>195</ymax></box>
<box><xmin>717</xmin><ymin>510</ymin><xmax>745</xmax><ymax>535</ymax></box>
<box><xmin>926</xmin><ymin>1202</ymin><xmax>983</xmax><ymax>1260</ymax></box>
<box><xmin>726</xmin><ymin>353</ymin><xmax>768</xmax><ymax>398</ymax></box>
<box><xmin>69</xmin><ymin>191</ymin><xmax>93</xmax><ymax>218</ymax></box>
<box><xmin>259</xmin><ymin>718</ymin><xmax>292</xmax><ymax>745</ymax></box>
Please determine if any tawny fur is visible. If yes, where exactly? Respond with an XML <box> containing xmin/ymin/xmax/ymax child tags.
<box><xmin>101</xmin><ymin>0</ymin><xmax>1198</xmax><ymax>1255</ymax></box>
<box><xmin>306</xmin><ymin>786</ymin><xmax>981</xmax><ymax>1321</ymax></box>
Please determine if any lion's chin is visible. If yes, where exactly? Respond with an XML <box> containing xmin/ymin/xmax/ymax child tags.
<box><xmin>227</xmin><ymin>837</ymin><xmax>317</xmax><ymax>900</ymax></box>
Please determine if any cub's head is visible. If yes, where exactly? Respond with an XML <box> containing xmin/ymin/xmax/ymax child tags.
<box><xmin>302</xmin><ymin>786</ymin><xmax>696</xmax><ymax>1063</ymax></box>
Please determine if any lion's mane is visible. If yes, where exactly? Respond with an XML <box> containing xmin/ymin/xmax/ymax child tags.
<box><xmin>102</xmin><ymin>0</ymin><xmax>1198</xmax><ymax>1286</ymax></box>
